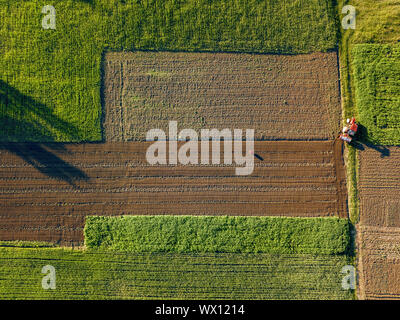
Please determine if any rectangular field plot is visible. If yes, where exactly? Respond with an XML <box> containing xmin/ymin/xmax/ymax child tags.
<box><xmin>358</xmin><ymin>226</ymin><xmax>400</xmax><ymax>300</ymax></box>
<box><xmin>358</xmin><ymin>147</ymin><xmax>400</xmax><ymax>299</ymax></box>
<box><xmin>103</xmin><ymin>51</ymin><xmax>342</xmax><ymax>141</ymax></box>
<box><xmin>353</xmin><ymin>44</ymin><xmax>400</xmax><ymax>145</ymax></box>
<box><xmin>84</xmin><ymin>216</ymin><xmax>350</xmax><ymax>255</ymax></box>
<box><xmin>0</xmin><ymin>247</ymin><xmax>352</xmax><ymax>300</ymax></box>
<box><xmin>359</xmin><ymin>147</ymin><xmax>400</xmax><ymax>227</ymax></box>
<box><xmin>0</xmin><ymin>140</ymin><xmax>347</xmax><ymax>245</ymax></box>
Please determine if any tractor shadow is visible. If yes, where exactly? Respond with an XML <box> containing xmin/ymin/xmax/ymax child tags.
<box><xmin>351</xmin><ymin>124</ymin><xmax>390</xmax><ymax>158</ymax></box>
<box><xmin>0</xmin><ymin>80</ymin><xmax>89</xmax><ymax>186</ymax></box>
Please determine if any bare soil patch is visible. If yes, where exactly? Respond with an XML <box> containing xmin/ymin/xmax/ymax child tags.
<box><xmin>0</xmin><ymin>140</ymin><xmax>347</xmax><ymax>245</ymax></box>
<box><xmin>358</xmin><ymin>147</ymin><xmax>400</xmax><ymax>299</ymax></box>
<box><xmin>103</xmin><ymin>51</ymin><xmax>342</xmax><ymax>141</ymax></box>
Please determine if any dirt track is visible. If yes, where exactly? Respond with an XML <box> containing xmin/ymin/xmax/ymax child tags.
<box><xmin>104</xmin><ymin>51</ymin><xmax>342</xmax><ymax>141</ymax></box>
<box><xmin>0</xmin><ymin>140</ymin><xmax>347</xmax><ymax>245</ymax></box>
<box><xmin>358</xmin><ymin>147</ymin><xmax>400</xmax><ymax>299</ymax></box>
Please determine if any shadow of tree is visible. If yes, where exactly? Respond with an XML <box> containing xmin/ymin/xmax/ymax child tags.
<box><xmin>0</xmin><ymin>143</ymin><xmax>89</xmax><ymax>187</ymax></box>
<box><xmin>0</xmin><ymin>80</ymin><xmax>89</xmax><ymax>186</ymax></box>
<box><xmin>0</xmin><ymin>80</ymin><xmax>83</xmax><ymax>142</ymax></box>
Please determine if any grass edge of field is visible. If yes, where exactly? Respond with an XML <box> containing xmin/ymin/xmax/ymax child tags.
<box><xmin>337</xmin><ymin>0</ymin><xmax>360</xmax><ymax>225</ymax></box>
<box><xmin>337</xmin><ymin>0</ymin><xmax>360</xmax><ymax>301</ymax></box>
<box><xmin>0</xmin><ymin>240</ymin><xmax>58</xmax><ymax>248</ymax></box>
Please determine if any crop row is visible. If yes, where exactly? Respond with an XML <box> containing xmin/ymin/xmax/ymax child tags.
<box><xmin>0</xmin><ymin>247</ymin><xmax>353</xmax><ymax>300</ymax></box>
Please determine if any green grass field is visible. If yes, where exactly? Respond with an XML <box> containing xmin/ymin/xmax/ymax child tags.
<box><xmin>0</xmin><ymin>247</ymin><xmax>353</xmax><ymax>300</ymax></box>
<box><xmin>353</xmin><ymin>44</ymin><xmax>400</xmax><ymax>144</ymax></box>
<box><xmin>0</xmin><ymin>0</ymin><xmax>339</xmax><ymax>142</ymax></box>
<box><xmin>85</xmin><ymin>216</ymin><xmax>350</xmax><ymax>255</ymax></box>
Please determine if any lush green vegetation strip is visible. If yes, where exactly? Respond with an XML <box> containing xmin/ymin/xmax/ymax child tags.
<box><xmin>353</xmin><ymin>44</ymin><xmax>400</xmax><ymax>145</ymax></box>
<box><xmin>84</xmin><ymin>216</ymin><xmax>350</xmax><ymax>255</ymax></box>
<box><xmin>0</xmin><ymin>247</ymin><xmax>353</xmax><ymax>300</ymax></box>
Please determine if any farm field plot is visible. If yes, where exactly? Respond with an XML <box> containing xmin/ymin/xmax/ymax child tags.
<box><xmin>358</xmin><ymin>147</ymin><xmax>400</xmax><ymax>299</ymax></box>
<box><xmin>104</xmin><ymin>51</ymin><xmax>342</xmax><ymax>141</ymax></box>
<box><xmin>84</xmin><ymin>216</ymin><xmax>350</xmax><ymax>255</ymax></box>
<box><xmin>359</xmin><ymin>147</ymin><xmax>400</xmax><ymax>227</ymax></box>
<box><xmin>353</xmin><ymin>44</ymin><xmax>400</xmax><ymax>145</ymax></box>
<box><xmin>0</xmin><ymin>247</ymin><xmax>353</xmax><ymax>300</ymax></box>
<box><xmin>0</xmin><ymin>0</ymin><xmax>339</xmax><ymax>142</ymax></box>
<box><xmin>0</xmin><ymin>140</ymin><xmax>347</xmax><ymax>245</ymax></box>
<box><xmin>358</xmin><ymin>226</ymin><xmax>400</xmax><ymax>300</ymax></box>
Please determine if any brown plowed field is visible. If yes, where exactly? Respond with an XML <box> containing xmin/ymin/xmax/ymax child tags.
<box><xmin>103</xmin><ymin>51</ymin><xmax>342</xmax><ymax>141</ymax></box>
<box><xmin>0</xmin><ymin>140</ymin><xmax>347</xmax><ymax>245</ymax></box>
<box><xmin>358</xmin><ymin>147</ymin><xmax>400</xmax><ymax>299</ymax></box>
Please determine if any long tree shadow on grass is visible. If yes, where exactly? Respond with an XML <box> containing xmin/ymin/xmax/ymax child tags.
<box><xmin>351</xmin><ymin>124</ymin><xmax>390</xmax><ymax>158</ymax></box>
<box><xmin>0</xmin><ymin>80</ymin><xmax>84</xmax><ymax>142</ymax></box>
<box><xmin>0</xmin><ymin>80</ymin><xmax>89</xmax><ymax>186</ymax></box>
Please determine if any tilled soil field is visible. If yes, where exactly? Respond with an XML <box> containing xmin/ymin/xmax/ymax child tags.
<box><xmin>0</xmin><ymin>140</ymin><xmax>347</xmax><ymax>245</ymax></box>
<box><xmin>358</xmin><ymin>147</ymin><xmax>400</xmax><ymax>299</ymax></box>
<box><xmin>103</xmin><ymin>51</ymin><xmax>342</xmax><ymax>141</ymax></box>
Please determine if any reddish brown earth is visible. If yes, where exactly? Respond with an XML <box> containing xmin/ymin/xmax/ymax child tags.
<box><xmin>0</xmin><ymin>140</ymin><xmax>347</xmax><ymax>245</ymax></box>
<box><xmin>103</xmin><ymin>51</ymin><xmax>342</xmax><ymax>141</ymax></box>
<box><xmin>358</xmin><ymin>147</ymin><xmax>400</xmax><ymax>299</ymax></box>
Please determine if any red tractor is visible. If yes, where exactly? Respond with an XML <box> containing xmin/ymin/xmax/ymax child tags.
<box><xmin>340</xmin><ymin>117</ymin><xmax>358</xmax><ymax>143</ymax></box>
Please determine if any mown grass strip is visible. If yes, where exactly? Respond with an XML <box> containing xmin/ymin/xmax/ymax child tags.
<box><xmin>84</xmin><ymin>216</ymin><xmax>350</xmax><ymax>255</ymax></box>
<box><xmin>0</xmin><ymin>0</ymin><xmax>338</xmax><ymax>142</ymax></box>
<box><xmin>0</xmin><ymin>247</ymin><xmax>353</xmax><ymax>300</ymax></box>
